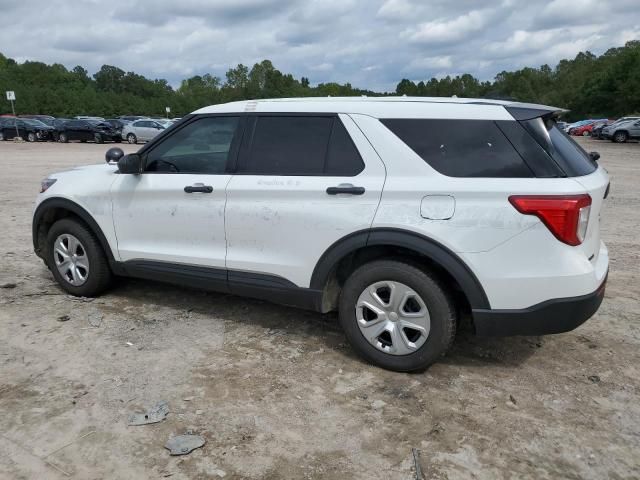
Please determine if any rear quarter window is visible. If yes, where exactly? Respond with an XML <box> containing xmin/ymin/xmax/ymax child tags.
<box><xmin>381</xmin><ymin>119</ymin><xmax>534</xmax><ymax>178</ymax></box>
<box><xmin>521</xmin><ymin>117</ymin><xmax>597</xmax><ymax>177</ymax></box>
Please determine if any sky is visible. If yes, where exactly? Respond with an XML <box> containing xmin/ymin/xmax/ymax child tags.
<box><xmin>0</xmin><ymin>0</ymin><xmax>638</xmax><ymax>92</ymax></box>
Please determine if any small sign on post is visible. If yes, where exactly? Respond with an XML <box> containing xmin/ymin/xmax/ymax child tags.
<box><xmin>165</xmin><ymin>106</ymin><xmax>171</xmax><ymax>118</ymax></box>
<box><xmin>5</xmin><ymin>91</ymin><xmax>19</xmax><ymax>139</ymax></box>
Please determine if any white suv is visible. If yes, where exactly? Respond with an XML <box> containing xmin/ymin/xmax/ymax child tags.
<box><xmin>32</xmin><ymin>97</ymin><xmax>609</xmax><ymax>371</ymax></box>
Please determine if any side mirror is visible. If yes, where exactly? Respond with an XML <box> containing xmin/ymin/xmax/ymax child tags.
<box><xmin>105</xmin><ymin>147</ymin><xmax>124</xmax><ymax>164</ymax></box>
<box><xmin>118</xmin><ymin>153</ymin><xmax>143</xmax><ymax>174</ymax></box>
<box><xmin>589</xmin><ymin>151</ymin><xmax>600</xmax><ymax>162</ymax></box>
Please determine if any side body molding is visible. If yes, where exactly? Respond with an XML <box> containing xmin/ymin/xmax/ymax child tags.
<box><xmin>311</xmin><ymin>228</ymin><xmax>490</xmax><ymax>310</ymax></box>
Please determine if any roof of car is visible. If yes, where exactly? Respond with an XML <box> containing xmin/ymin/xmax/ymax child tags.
<box><xmin>193</xmin><ymin>96</ymin><xmax>565</xmax><ymax>121</ymax></box>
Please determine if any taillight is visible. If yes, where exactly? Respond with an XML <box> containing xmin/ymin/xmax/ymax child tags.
<box><xmin>509</xmin><ymin>194</ymin><xmax>592</xmax><ymax>246</ymax></box>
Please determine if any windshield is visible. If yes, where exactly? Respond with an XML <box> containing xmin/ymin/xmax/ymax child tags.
<box><xmin>23</xmin><ymin>119</ymin><xmax>48</xmax><ymax>127</ymax></box>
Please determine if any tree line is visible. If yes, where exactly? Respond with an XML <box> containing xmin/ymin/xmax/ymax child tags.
<box><xmin>1</xmin><ymin>40</ymin><xmax>638</xmax><ymax>120</ymax></box>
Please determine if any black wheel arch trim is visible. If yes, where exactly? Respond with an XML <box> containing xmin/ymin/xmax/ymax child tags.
<box><xmin>310</xmin><ymin>228</ymin><xmax>490</xmax><ymax>310</ymax></box>
<box><xmin>32</xmin><ymin>197</ymin><xmax>117</xmax><ymax>263</ymax></box>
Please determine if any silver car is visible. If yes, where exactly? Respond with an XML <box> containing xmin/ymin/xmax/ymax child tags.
<box><xmin>602</xmin><ymin>118</ymin><xmax>640</xmax><ymax>143</ymax></box>
<box><xmin>122</xmin><ymin>119</ymin><xmax>166</xmax><ymax>144</ymax></box>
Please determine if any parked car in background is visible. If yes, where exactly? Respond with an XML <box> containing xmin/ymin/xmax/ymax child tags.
<box><xmin>591</xmin><ymin>121</ymin><xmax>613</xmax><ymax>139</ymax></box>
<box><xmin>57</xmin><ymin>119</ymin><xmax>121</xmax><ymax>143</ymax></box>
<box><xmin>602</xmin><ymin>118</ymin><xmax>640</xmax><ymax>143</ymax></box>
<box><xmin>122</xmin><ymin>119</ymin><xmax>166</xmax><ymax>144</ymax></box>
<box><xmin>571</xmin><ymin>122</ymin><xmax>597</xmax><ymax>136</ymax></box>
<box><xmin>0</xmin><ymin>117</ymin><xmax>55</xmax><ymax>141</ymax></box>
<box><xmin>105</xmin><ymin>119</ymin><xmax>127</xmax><ymax>139</ymax></box>
<box><xmin>556</xmin><ymin>121</ymin><xmax>569</xmax><ymax>131</ymax></box>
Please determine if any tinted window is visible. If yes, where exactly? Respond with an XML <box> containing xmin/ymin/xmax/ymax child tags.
<box><xmin>238</xmin><ymin>116</ymin><xmax>364</xmax><ymax>176</ymax></box>
<box><xmin>496</xmin><ymin>121</ymin><xmax>562</xmax><ymax>178</ymax></box>
<box><xmin>522</xmin><ymin>117</ymin><xmax>596</xmax><ymax>177</ymax></box>
<box><xmin>382</xmin><ymin>119</ymin><xmax>533</xmax><ymax>177</ymax></box>
<box><xmin>145</xmin><ymin>116</ymin><xmax>239</xmax><ymax>174</ymax></box>
<box><xmin>326</xmin><ymin>119</ymin><xmax>365</xmax><ymax>176</ymax></box>
<box><xmin>240</xmin><ymin>116</ymin><xmax>332</xmax><ymax>175</ymax></box>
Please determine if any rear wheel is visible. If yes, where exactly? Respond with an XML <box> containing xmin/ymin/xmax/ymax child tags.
<box><xmin>94</xmin><ymin>133</ymin><xmax>103</xmax><ymax>144</ymax></box>
<box><xmin>127</xmin><ymin>133</ymin><xmax>137</xmax><ymax>144</ymax></box>
<box><xmin>613</xmin><ymin>131</ymin><xmax>628</xmax><ymax>143</ymax></box>
<box><xmin>46</xmin><ymin>218</ymin><xmax>112</xmax><ymax>297</ymax></box>
<box><xmin>582</xmin><ymin>131</ymin><xmax>589</xmax><ymax>137</ymax></box>
<box><xmin>338</xmin><ymin>260</ymin><xmax>456</xmax><ymax>372</ymax></box>
<box><xmin>27</xmin><ymin>132</ymin><xmax>36</xmax><ymax>142</ymax></box>
<box><xmin>59</xmin><ymin>132</ymin><xmax>68</xmax><ymax>143</ymax></box>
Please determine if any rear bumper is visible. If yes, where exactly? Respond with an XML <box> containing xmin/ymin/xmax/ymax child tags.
<box><xmin>472</xmin><ymin>273</ymin><xmax>607</xmax><ymax>336</ymax></box>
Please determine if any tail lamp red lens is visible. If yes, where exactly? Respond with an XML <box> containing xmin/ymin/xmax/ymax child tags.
<box><xmin>508</xmin><ymin>194</ymin><xmax>592</xmax><ymax>246</ymax></box>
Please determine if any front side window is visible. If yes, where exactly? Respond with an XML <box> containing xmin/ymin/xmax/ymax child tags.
<box><xmin>382</xmin><ymin>119</ymin><xmax>533</xmax><ymax>178</ymax></box>
<box><xmin>238</xmin><ymin>116</ymin><xmax>364</xmax><ymax>176</ymax></box>
<box><xmin>145</xmin><ymin>116</ymin><xmax>239</xmax><ymax>174</ymax></box>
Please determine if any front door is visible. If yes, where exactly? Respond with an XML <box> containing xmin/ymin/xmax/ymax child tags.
<box><xmin>111</xmin><ymin>115</ymin><xmax>243</xmax><ymax>272</ymax></box>
<box><xmin>224</xmin><ymin>114</ymin><xmax>386</xmax><ymax>288</ymax></box>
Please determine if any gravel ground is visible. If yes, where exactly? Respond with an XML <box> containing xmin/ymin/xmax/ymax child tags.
<box><xmin>0</xmin><ymin>138</ymin><xmax>638</xmax><ymax>480</ymax></box>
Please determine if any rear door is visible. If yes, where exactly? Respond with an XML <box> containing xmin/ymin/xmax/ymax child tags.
<box><xmin>224</xmin><ymin>114</ymin><xmax>386</xmax><ymax>288</ymax></box>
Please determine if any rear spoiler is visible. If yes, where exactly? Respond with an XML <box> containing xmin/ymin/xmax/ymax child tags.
<box><xmin>505</xmin><ymin>102</ymin><xmax>568</xmax><ymax>121</ymax></box>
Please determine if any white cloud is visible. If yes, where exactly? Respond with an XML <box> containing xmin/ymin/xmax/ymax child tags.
<box><xmin>0</xmin><ymin>0</ymin><xmax>636</xmax><ymax>93</ymax></box>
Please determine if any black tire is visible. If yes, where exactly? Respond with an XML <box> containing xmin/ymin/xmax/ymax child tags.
<box><xmin>27</xmin><ymin>132</ymin><xmax>36</xmax><ymax>142</ymax></box>
<box><xmin>127</xmin><ymin>133</ymin><xmax>137</xmax><ymax>144</ymax></box>
<box><xmin>59</xmin><ymin>132</ymin><xmax>68</xmax><ymax>143</ymax></box>
<box><xmin>46</xmin><ymin>218</ymin><xmax>112</xmax><ymax>297</ymax></box>
<box><xmin>94</xmin><ymin>133</ymin><xmax>103</xmax><ymax>144</ymax></box>
<box><xmin>613</xmin><ymin>131</ymin><xmax>628</xmax><ymax>143</ymax></box>
<box><xmin>338</xmin><ymin>259</ymin><xmax>456</xmax><ymax>372</ymax></box>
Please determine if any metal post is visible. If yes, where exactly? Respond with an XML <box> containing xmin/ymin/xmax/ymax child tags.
<box><xmin>10</xmin><ymin>99</ymin><xmax>19</xmax><ymax>139</ymax></box>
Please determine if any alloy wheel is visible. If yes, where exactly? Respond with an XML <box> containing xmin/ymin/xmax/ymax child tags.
<box><xmin>53</xmin><ymin>234</ymin><xmax>90</xmax><ymax>286</ymax></box>
<box><xmin>356</xmin><ymin>281</ymin><xmax>430</xmax><ymax>355</ymax></box>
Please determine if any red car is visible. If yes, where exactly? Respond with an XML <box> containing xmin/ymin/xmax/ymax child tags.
<box><xmin>571</xmin><ymin>122</ymin><xmax>597</xmax><ymax>136</ymax></box>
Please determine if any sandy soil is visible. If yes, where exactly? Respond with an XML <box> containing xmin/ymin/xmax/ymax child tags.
<box><xmin>0</xmin><ymin>138</ymin><xmax>638</xmax><ymax>479</ymax></box>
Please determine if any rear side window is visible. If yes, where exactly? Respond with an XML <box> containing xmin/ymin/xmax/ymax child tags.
<box><xmin>381</xmin><ymin>119</ymin><xmax>533</xmax><ymax>177</ymax></box>
<box><xmin>521</xmin><ymin>117</ymin><xmax>596</xmax><ymax>177</ymax></box>
<box><xmin>238</xmin><ymin>116</ymin><xmax>364</xmax><ymax>176</ymax></box>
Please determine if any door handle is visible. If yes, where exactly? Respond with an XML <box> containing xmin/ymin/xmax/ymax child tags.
<box><xmin>184</xmin><ymin>184</ymin><xmax>213</xmax><ymax>193</ymax></box>
<box><xmin>326</xmin><ymin>184</ymin><xmax>365</xmax><ymax>195</ymax></box>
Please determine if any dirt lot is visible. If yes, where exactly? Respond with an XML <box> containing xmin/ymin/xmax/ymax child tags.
<box><xmin>0</xmin><ymin>138</ymin><xmax>638</xmax><ymax>480</ymax></box>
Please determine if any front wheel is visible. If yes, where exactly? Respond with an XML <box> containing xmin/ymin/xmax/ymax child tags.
<box><xmin>127</xmin><ymin>133</ymin><xmax>137</xmax><ymax>144</ymax></box>
<box><xmin>339</xmin><ymin>260</ymin><xmax>456</xmax><ymax>372</ymax></box>
<box><xmin>613</xmin><ymin>131</ymin><xmax>628</xmax><ymax>143</ymax></box>
<box><xmin>46</xmin><ymin>218</ymin><xmax>112</xmax><ymax>297</ymax></box>
<box><xmin>582</xmin><ymin>131</ymin><xmax>590</xmax><ymax>137</ymax></box>
<box><xmin>59</xmin><ymin>132</ymin><xmax>68</xmax><ymax>143</ymax></box>
<box><xmin>27</xmin><ymin>132</ymin><xmax>37</xmax><ymax>142</ymax></box>
<box><xmin>94</xmin><ymin>133</ymin><xmax>103</xmax><ymax>144</ymax></box>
